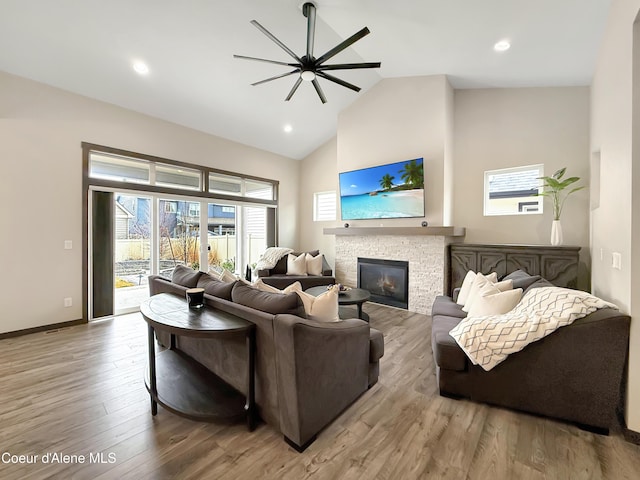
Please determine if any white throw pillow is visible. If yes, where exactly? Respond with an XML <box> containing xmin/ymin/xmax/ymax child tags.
<box><xmin>456</xmin><ymin>271</ymin><xmax>476</xmax><ymax>305</ymax></box>
<box><xmin>468</xmin><ymin>287</ymin><xmax>523</xmax><ymax>316</ymax></box>
<box><xmin>306</xmin><ymin>253</ymin><xmax>323</xmax><ymax>276</ymax></box>
<box><xmin>295</xmin><ymin>285</ymin><xmax>340</xmax><ymax>322</ymax></box>
<box><xmin>287</xmin><ymin>253</ymin><xmax>308</xmax><ymax>276</ymax></box>
<box><xmin>461</xmin><ymin>272</ymin><xmax>504</xmax><ymax>313</ymax></box>
<box><xmin>254</xmin><ymin>279</ymin><xmax>302</xmax><ymax>294</ymax></box>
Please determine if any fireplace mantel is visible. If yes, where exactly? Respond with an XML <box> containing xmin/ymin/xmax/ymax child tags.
<box><xmin>324</xmin><ymin>226</ymin><xmax>465</xmax><ymax>237</ymax></box>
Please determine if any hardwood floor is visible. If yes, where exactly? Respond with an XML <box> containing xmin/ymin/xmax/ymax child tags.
<box><xmin>1</xmin><ymin>304</ymin><xmax>639</xmax><ymax>479</ymax></box>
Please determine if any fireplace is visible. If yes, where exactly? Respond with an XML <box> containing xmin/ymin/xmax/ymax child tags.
<box><xmin>357</xmin><ymin>258</ymin><xmax>409</xmax><ymax>309</ymax></box>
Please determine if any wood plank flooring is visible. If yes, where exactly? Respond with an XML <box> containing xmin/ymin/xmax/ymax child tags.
<box><xmin>1</xmin><ymin>304</ymin><xmax>639</xmax><ymax>479</ymax></box>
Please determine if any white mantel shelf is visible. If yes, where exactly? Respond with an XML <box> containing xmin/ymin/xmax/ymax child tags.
<box><xmin>323</xmin><ymin>226</ymin><xmax>466</xmax><ymax>237</ymax></box>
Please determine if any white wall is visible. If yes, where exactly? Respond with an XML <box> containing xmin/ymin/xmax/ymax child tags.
<box><xmin>453</xmin><ymin>87</ymin><xmax>591</xmax><ymax>286</ymax></box>
<box><xmin>590</xmin><ymin>0</ymin><xmax>640</xmax><ymax>432</ymax></box>
<box><xmin>0</xmin><ymin>71</ymin><xmax>300</xmax><ymax>334</ymax></box>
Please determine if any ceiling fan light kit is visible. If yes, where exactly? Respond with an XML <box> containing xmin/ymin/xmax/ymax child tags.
<box><xmin>234</xmin><ymin>2</ymin><xmax>381</xmax><ymax>104</ymax></box>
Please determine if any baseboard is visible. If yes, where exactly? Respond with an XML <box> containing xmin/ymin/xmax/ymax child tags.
<box><xmin>624</xmin><ymin>427</ymin><xmax>640</xmax><ymax>445</ymax></box>
<box><xmin>0</xmin><ymin>319</ymin><xmax>85</xmax><ymax>340</ymax></box>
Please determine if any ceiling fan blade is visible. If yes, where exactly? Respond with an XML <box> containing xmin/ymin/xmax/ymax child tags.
<box><xmin>233</xmin><ymin>54</ymin><xmax>298</xmax><ymax>67</ymax></box>
<box><xmin>315</xmin><ymin>27</ymin><xmax>370</xmax><ymax>65</ymax></box>
<box><xmin>250</xmin><ymin>20</ymin><xmax>302</xmax><ymax>63</ymax></box>
<box><xmin>302</xmin><ymin>2</ymin><xmax>316</xmax><ymax>59</ymax></box>
<box><xmin>311</xmin><ymin>78</ymin><xmax>327</xmax><ymax>104</ymax></box>
<box><xmin>251</xmin><ymin>69</ymin><xmax>300</xmax><ymax>86</ymax></box>
<box><xmin>316</xmin><ymin>72</ymin><xmax>361</xmax><ymax>92</ymax></box>
<box><xmin>316</xmin><ymin>62</ymin><xmax>381</xmax><ymax>71</ymax></box>
<box><xmin>285</xmin><ymin>77</ymin><xmax>304</xmax><ymax>101</ymax></box>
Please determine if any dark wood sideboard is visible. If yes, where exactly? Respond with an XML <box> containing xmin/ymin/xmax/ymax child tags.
<box><xmin>448</xmin><ymin>243</ymin><xmax>581</xmax><ymax>295</ymax></box>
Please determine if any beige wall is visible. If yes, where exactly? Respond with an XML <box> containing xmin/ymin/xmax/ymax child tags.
<box><xmin>590</xmin><ymin>0</ymin><xmax>640</xmax><ymax>431</ymax></box>
<box><xmin>337</xmin><ymin>75</ymin><xmax>454</xmax><ymax>227</ymax></box>
<box><xmin>298</xmin><ymin>138</ymin><xmax>337</xmax><ymax>267</ymax></box>
<box><xmin>453</xmin><ymin>87</ymin><xmax>591</xmax><ymax>287</ymax></box>
<box><xmin>0</xmin><ymin>71</ymin><xmax>300</xmax><ymax>334</ymax></box>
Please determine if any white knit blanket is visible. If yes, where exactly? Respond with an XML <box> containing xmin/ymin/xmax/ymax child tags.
<box><xmin>255</xmin><ymin>247</ymin><xmax>294</xmax><ymax>271</ymax></box>
<box><xmin>449</xmin><ymin>287</ymin><xmax>618</xmax><ymax>371</ymax></box>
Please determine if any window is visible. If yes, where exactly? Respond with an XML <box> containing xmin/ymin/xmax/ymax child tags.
<box><xmin>484</xmin><ymin>165</ymin><xmax>544</xmax><ymax>216</ymax></box>
<box><xmin>156</xmin><ymin>164</ymin><xmax>201</xmax><ymax>191</ymax></box>
<box><xmin>188</xmin><ymin>202</ymin><xmax>200</xmax><ymax>217</ymax></box>
<box><xmin>314</xmin><ymin>191</ymin><xmax>336</xmax><ymax>221</ymax></box>
<box><xmin>89</xmin><ymin>153</ymin><xmax>150</xmax><ymax>184</ymax></box>
<box><xmin>164</xmin><ymin>201</ymin><xmax>177</xmax><ymax>213</ymax></box>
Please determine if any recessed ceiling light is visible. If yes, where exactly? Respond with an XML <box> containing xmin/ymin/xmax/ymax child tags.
<box><xmin>283</xmin><ymin>124</ymin><xmax>293</xmax><ymax>133</ymax></box>
<box><xmin>133</xmin><ymin>61</ymin><xmax>150</xmax><ymax>75</ymax></box>
<box><xmin>494</xmin><ymin>40</ymin><xmax>511</xmax><ymax>52</ymax></box>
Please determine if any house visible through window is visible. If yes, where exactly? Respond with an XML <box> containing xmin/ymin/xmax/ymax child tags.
<box><xmin>484</xmin><ymin>164</ymin><xmax>544</xmax><ymax>216</ymax></box>
<box><xmin>314</xmin><ymin>191</ymin><xmax>336</xmax><ymax>221</ymax></box>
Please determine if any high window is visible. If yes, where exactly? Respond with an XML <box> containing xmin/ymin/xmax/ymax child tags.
<box><xmin>484</xmin><ymin>165</ymin><xmax>544</xmax><ymax>216</ymax></box>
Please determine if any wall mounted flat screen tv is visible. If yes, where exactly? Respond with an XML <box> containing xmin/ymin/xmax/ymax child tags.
<box><xmin>339</xmin><ymin>158</ymin><xmax>425</xmax><ymax>220</ymax></box>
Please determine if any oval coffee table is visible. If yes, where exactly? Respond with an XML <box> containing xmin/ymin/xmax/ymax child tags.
<box><xmin>305</xmin><ymin>286</ymin><xmax>371</xmax><ymax>322</ymax></box>
<box><xmin>140</xmin><ymin>293</ymin><xmax>256</xmax><ymax>431</ymax></box>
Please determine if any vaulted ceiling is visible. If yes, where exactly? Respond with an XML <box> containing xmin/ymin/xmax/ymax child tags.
<box><xmin>0</xmin><ymin>0</ymin><xmax>610</xmax><ymax>159</ymax></box>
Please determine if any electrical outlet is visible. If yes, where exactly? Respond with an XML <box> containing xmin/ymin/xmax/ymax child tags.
<box><xmin>64</xmin><ymin>297</ymin><xmax>73</xmax><ymax>307</ymax></box>
<box><xmin>612</xmin><ymin>252</ymin><xmax>622</xmax><ymax>270</ymax></box>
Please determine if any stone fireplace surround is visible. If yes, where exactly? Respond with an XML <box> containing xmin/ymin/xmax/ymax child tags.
<box><xmin>324</xmin><ymin>227</ymin><xmax>465</xmax><ymax>315</ymax></box>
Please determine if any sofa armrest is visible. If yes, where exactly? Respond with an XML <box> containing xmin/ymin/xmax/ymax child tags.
<box><xmin>321</xmin><ymin>255</ymin><xmax>333</xmax><ymax>276</ymax></box>
<box><xmin>273</xmin><ymin>314</ymin><xmax>370</xmax><ymax>449</ymax></box>
<box><xmin>148</xmin><ymin>275</ymin><xmax>186</xmax><ymax>297</ymax></box>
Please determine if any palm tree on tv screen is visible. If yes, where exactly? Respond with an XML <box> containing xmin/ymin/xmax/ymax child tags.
<box><xmin>400</xmin><ymin>160</ymin><xmax>424</xmax><ymax>189</ymax></box>
<box><xmin>379</xmin><ymin>173</ymin><xmax>395</xmax><ymax>191</ymax></box>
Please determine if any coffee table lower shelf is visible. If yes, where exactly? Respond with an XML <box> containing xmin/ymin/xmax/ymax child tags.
<box><xmin>145</xmin><ymin>349</ymin><xmax>247</xmax><ymax>423</ymax></box>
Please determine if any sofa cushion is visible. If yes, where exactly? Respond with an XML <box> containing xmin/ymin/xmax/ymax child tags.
<box><xmin>231</xmin><ymin>282</ymin><xmax>303</xmax><ymax>316</ymax></box>
<box><xmin>431</xmin><ymin>315</ymin><xmax>468</xmax><ymax>371</ymax></box>
<box><xmin>431</xmin><ymin>296</ymin><xmax>467</xmax><ymax>319</ymax></box>
<box><xmin>172</xmin><ymin>264</ymin><xmax>202</xmax><ymax>288</ymax></box>
<box><xmin>196</xmin><ymin>273</ymin><xmax>235</xmax><ymax>300</ymax></box>
<box><xmin>502</xmin><ymin>270</ymin><xmax>543</xmax><ymax>290</ymax></box>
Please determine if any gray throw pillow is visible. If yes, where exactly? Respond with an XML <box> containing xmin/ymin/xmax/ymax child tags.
<box><xmin>231</xmin><ymin>282</ymin><xmax>304</xmax><ymax>316</ymax></box>
<box><xmin>502</xmin><ymin>270</ymin><xmax>542</xmax><ymax>291</ymax></box>
<box><xmin>197</xmin><ymin>274</ymin><xmax>235</xmax><ymax>300</ymax></box>
<box><xmin>171</xmin><ymin>264</ymin><xmax>202</xmax><ymax>288</ymax></box>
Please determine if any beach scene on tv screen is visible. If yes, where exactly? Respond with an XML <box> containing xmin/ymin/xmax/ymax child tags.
<box><xmin>340</xmin><ymin>158</ymin><xmax>425</xmax><ymax>220</ymax></box>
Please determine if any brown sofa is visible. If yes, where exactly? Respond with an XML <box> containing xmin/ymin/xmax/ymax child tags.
<box><xmin>149</xmin><ymin>266</ymin><xmax>384</xmax><ymax>451</ymax></box>
<box><xmin>431</xmin><ymin>270</ymin><xmax>631</xmax><ymax>433</ymax></box>
<box><xmin>256</xmin><ymin>250</ymin><xmax>336</xmax><ymax>290</ymax></box>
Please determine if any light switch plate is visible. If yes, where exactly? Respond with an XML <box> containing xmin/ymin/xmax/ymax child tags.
<box><xmin>612</xmin><ymin>252</ymin><xmax>622</xmax><ymax>270</ymax></box>
<box><xmin>64</xmin><ymin>240</ymin><xmax>73</xmax><ymax>250</ymax></box>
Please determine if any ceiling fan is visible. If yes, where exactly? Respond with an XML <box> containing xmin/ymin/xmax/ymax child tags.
<box><xmin>234</xmin><ymin>2</ymin><xmax>381</xmax><ymax>104</ymax></box>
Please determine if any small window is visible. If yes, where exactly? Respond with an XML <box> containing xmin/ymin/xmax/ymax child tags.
<box><xmin>156</xmin><ymin>164</ymin><xmax>201</xmax><ymax>191</ymax></box>
<box><xmin>89</xmin><ymin>153</ymin><xmax>150</xmax><ymax>184</ymax></box>
<box><xmin>209</xmin><ymin>173</ymin><xmax>242</xmax><ymax>196</ymax></box>
<box><xmin>484</xmin><ymin>165</ymin><xmax>544</xmax><ymax>216</ymax></box>
<box><xmin>314</xmin><ymin>191</ymin><xmax>336</xmax><ymax>221</ymax></box>
<box><xmin>164</xmin><ymin>201</ymin><xmax>177</xmax><ymax>213</ymax></box>
<box><xmin>188</xmin><ymin>202</ymin><xmax>200</xmax><ymax>217</ymax></box>
<box><xmin>245</xmin><ymin>179</ymin><xmax>274</xmax><ymax>200</ymax></box>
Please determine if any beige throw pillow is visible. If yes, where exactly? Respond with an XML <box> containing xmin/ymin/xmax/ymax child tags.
<box><xmin>456</xmin><ymin>271</ymin><xmax>476</xmax><ymax>305</ymax></box>
<box><xmin>295</xmin><ymin>285</ymin><xmax>340</xmax><ymax>322</ymax></box>
<box><xmin>305</xmin><ymin>253</ymin><xmax>323</xmax><ymax>276</ymax></box>
<box><xmin>462</xmin><ymin>273</ymin><xmax>507</xmax><ymax>313</ymax></box>
<box><xmin>254</xmin><ymin>279</ymin><xmax>302</xmax><ymax>294</ymax></box>
<box><xmin>468</xmin><ymin>287</ymin><xmax>523</xmax><ymax>316</ymax></box>
<box><xmin>287</xmin><ymin>253</ymin><xmax>308</xmax><ymax>276</ymax></box>
<box><xmin>219</xmin><ymin>268</ymin><xmax>239</xmax><ymax>283</ymax></box>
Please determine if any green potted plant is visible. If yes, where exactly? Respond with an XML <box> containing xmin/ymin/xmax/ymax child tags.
<box><xmin>538</xmin><ymin>167</ymin><xmax>584</xmax><ymax>245</ymax></box>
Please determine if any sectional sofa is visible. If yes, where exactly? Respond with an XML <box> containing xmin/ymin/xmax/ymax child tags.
<box><xmin>148</xmin><ymin>265</ymin><xmax>384</xmax><ymax>451</ymax></box>
<box><xmin>431</xmin><ymin>270</ymin><xmax>631</xmax><ymax>433</ymax></box>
